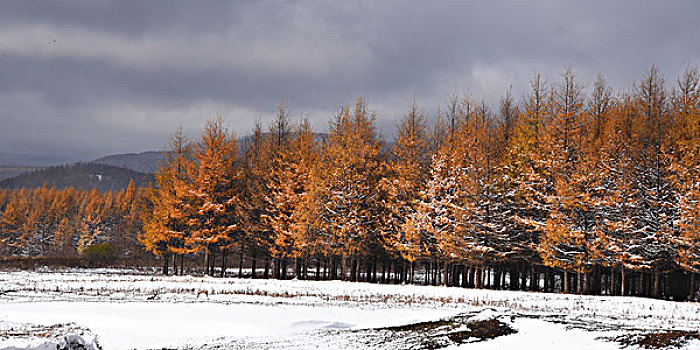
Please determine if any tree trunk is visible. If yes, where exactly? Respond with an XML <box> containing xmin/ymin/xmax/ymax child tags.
<box><xmin>441</xmin><ymin>261</ymin><xmax>447</xmax><ymax>286</ymax></box>
<box><xmin>494</xmin><ymin>267</ymin><xmax>501</xmax><ymax>290</ymax></box>
<box><xmin>621</xmin><ymin>267</ymin><xmax>626</xmax><ymax>296</ymax></box>
<box><xmin>461</xmin><ymin>265</ymin><xmax>468</xmax><ymax>288</ymax></box>
<box><xmin>478</xmin><ymin>266</ymin><xmax>483</xmax><ymax>288</ymax></box>
<box><xmin>263</xmin><ymin>256</ymin><xmax>270</xmax><ymax>279</ymax></box>
<box><xmin>251</xmin><ymin>249</ymin><xmax>257</xmax><ymax>279</ymax></box>
<box><xmin>172</xmin><ymin>254</ymin><xmax>177</xmax><ymax>276</ymax></box>
<box><xmin>330</xmin><ymin>256</ymin><xmax>337</xmax><ymax>280</ymax></box>
<box><xmin>442</xmin><ymin>261</ymin><xmax>449</xmax><ymax>286</ymax></box>
<box><xmin>468</xmin><ymin>266</ymin><xmax>475</xmax><ymax>288</ymax></box>
<box><xmin>651</xmin><ymin>272</ymin><xmax>657</xmax><ymax>298</ymax></box>
<box><xmin>350</xmin><ymin>258</ymin><xmax>357</xmax><ymax>282</ymax></box>
<box><xmin>406</xmin><ymin>260</ymin><xmax>411</xmax><ymax>284</ymax></box>
<box><xmin>220</xmin><ymin>248</ymin><xmax>227</xmax><ymax>278</ymax></box>
<box><xmin>234</xmin><ymin>252</ymin><xmax>243</xmax><ymax>278</ymax></box>
<box><xmin>563</xmin><ymin>271</ymin><xmax>569</xmax><ymax>294</ymax></box>
<box><xmin>636</xmin><ymin>272</ymin><xmax>643</xmax><ymax>296</ymax></box>
<box><xmin>328</xmin><ymin>256</ymin><xmax>338</xmax><ymax>279</ymax></box>
<box><xmin>388</xmin><ymin>260</ymin><xmax>394</xmax><ymax>284</ymax></box>
<box><xmin>486</xmin><ymin>266</ymin><xmax>491</xmax><ymax>289</ymax></box>
<box><xmin>426</xmin><ymin>260</ymin><xmax>432</xmax><ymax>286</ymax></box>
<box><xmin>163</xmin><ymin>252</ymin><xmax>169</xmax><ymax>276</ymax></box>
<box><xmin>322</xmin><ymin>259</ymin><xmax>327</xmax><ymax>280</ymax></box>
<box><xmin>303</xmin><ymin>259</ymin><xmax>308</xmax><ymax>280</ymax></box>
<box><xmin>382</xmin><ymin>259</ymin><xmax>388</xmax><ymax>284</ymax></box>
<box><xmin>508</xmin><ymin>266</ymin><xmax>516</xmax><ymax>290</ymax></box>
<box><xmin>207</xmin><ymin>251</ymin><xmax>213</xmax><ymax>276</ymax></box>
<box><xmin>315</xmin><ymin>259</ymin><xmax>321</xmax><ymax>281</ymax></box>
<box><xmin>590</xmin><ymin>267</ymin><xmax>601</xmax><ymax>295</ymax></box>
<box><xmin>273</xmin><ymin>258</ymin><xmax>279</xmax><ymax>279</ymax></box>
<box><xmin>549</xmin><ymin>269</ymin><xmax>556</xmax><ymax>293</ymax></box>
<box><xmin>373</xmin><ymin>259</ymin><xmax>378</xmax><ymax>283</ymax></box>
<box><xmin>341</xmin><ymin>255</ymin><xmax>348</xmax><ymax>281</ymax></box>
<box><xmin>281</xmin><ymin>258</ymin><xmax>288</xmax><ymax>280</ymax></box>
<box><xmin>422</xmin><ymin>261</ymin><xmax>428</xmax><ymax>286</ymax></box>
<box><xmin>433</xmin><ymin>261</ymin><xmax>438</xmax><ymax>285</ymax></box>
<box><xmin>690</xmin><ymin>272</ymin><xmax>696</xmax><ymax>301</ymax></box>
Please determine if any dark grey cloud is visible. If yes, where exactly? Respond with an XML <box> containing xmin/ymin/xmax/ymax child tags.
<box><xmin>0</xmin><ymin>0</ymin><xmax>698</xmax><ymax>159</ymax></box>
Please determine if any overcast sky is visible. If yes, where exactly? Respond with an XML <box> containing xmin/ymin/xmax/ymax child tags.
<box><xmin>1</xmin><ymin>1</ymin><xmax>698</xmax><ymax>159</ymax></box>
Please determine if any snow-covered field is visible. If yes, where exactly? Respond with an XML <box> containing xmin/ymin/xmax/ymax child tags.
<box><xmin>1</xmin><ymin>268</ymin><xmax>699</xmax><ymax>349</ymax></box>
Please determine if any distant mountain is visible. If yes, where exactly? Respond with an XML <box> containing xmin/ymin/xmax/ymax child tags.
<box><xmin>0</xmin><ymin>152</ymin><xmax>79</xmax><ymax>167</ymax></box>
<box><xmin>93</xmin><ymin>151</ymin><xmax>166</xmax><ymax>174</ymax></box>
<box><xmin>90</xmin><ymin>133</ymin><xmax>330</xmax><ymax>174</ymax></box>
<box><xmin>0</xmin><ymin>163</ymin><xmax>154</xmax><ymax>191</ymax></box>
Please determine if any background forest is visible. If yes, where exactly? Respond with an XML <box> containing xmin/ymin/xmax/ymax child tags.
<box><xmin>2</xmin><ymin>65</ymin><xmax>700</xmax><ymax>301</ymax></box>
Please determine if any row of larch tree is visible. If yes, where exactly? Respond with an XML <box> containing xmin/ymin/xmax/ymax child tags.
<box><xmin>2</xmin><ymin>64</ymin><xmax>699</xmax><ymax>301</ymax></box>
<box><xmin>0</xmin><ymin>181</ymin><xmax>146</xmax><ymax>258</ymax></box>
<box><xmin>141</xmin><ymin>65</ymin><xmax>700</xmax><ymax>300</ymax></box>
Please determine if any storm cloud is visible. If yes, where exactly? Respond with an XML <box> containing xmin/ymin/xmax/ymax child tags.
<box><xmin>0</xmin><ymin>0</ymin><xmax>698</xmax><ymax>159</ymax></box>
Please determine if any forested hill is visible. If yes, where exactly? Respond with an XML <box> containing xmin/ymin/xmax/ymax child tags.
<box><xmin>93</xmin><ymin>151</ymin><xmax>166</xmax><ymax>174</ymax></box>
<box><xmin>0</xmin><ymin>166</ymin><xmax>39</xmax><ymax>181</ymax></box>
<box><xmin>0</xmin><ymin>162</ymin><xmax>154</xmax><ymax>191</ymax></box>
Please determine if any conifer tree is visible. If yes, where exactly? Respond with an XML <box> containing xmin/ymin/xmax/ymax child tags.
<box><xmin>0</xmin><ymin>189</ymin><xmax>29</xmax><ymax>255</ymax></box>
<box><xmin>403</xmin><ymin>153</ymin><xmax>461</xmax><ymax>279</ymax></box>
<box><xmin>181</xmin><ymin>116</ymin><xmax>244</xmax><ymax>276</ymax></box>
<box><xmin>266</xmin><ymin>118</ymin><xmax>318</xmax><ymax>278</ymax></box>
<box><xmin>499</xmin><ymin>86</ymin><xmax>519</xmax><ymax>146</ymax></box>
<box><xmin>54</xmin><ymin>217</ymin><xmax>77</xmax><ymax>256</ymax></box>
<box><xmin>78</xmin><ymin>188</ymin><xmax>105</xmax><ymax>252</ymax></box>
<box><xmin>499</xmin><ymin>75</ymin><xmax>552</xmax><ymax>281</ymax></box>
<box><xmin>628</xmin><ymin>65</ymin><xmax>676</xmax><ymax>287</ymax></box>
<box><xmin>312</xmin><ymin>98</ymin><xmax>384</xmax><ymax>280</ymax></box>
<box><xmin>539</xmin><ymin>68</ymin><xmax>594</xmax><ymax>292</ymax></box>
<box><xmin>670</xmin><ymin>66</ymin><xmax>700</xmax><ymax>298</ymax></box>
<box><xmin>241</xmin><ymin>121</ymin><xmax>274</xmax><ymax>277</ymax></box>
<box><xmin>140</xmin><ymin>127</ymin><xmax>193</xmax><ymax>274</ymax></box>
<box><xmin>454</xmin><ymin>100</ymin><xmax>504</xmax><ymax>265</ymax></box>
<box><xmin>380</xmin><ymin>101</ymin><xmax>430</xmax><ymax>264</ymax></box>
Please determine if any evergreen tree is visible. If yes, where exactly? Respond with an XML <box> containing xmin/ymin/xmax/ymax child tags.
<box><xmin>266</xmin><ymin>118</ymin><xmax>319</xmax><ymax>278</ymax></box>
<box><xmin>311</xmin><ymin>98</ymin><xmax>384</xmax><ymax>280</ymax></box>
<box><xmin>671</xmin><ymin>66</ymin><xmax>700</xmax><ymax>295</ymax></box>
<box><xmin>140</xmin><ymin>127</ymin><xmax>193</xmax><ymax>274</ymax></box>
<box><xmin>182</xmin><ymin>116</ymin><xmax>244</xmax><ymax>275</ymax></box>
<box><xmin>380</xmin><ymin>101</ymin><xmax>430</xmax><ymax>263</ymax></box>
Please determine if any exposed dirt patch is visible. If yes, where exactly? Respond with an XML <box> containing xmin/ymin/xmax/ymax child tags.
<box><xmin>448</xmin><ymin>318</ymin><xmax>516</xmax><ymax>343</ymax></box>
<box><xmin>606</xmin><ymin>330</ymin><xmax>700</xmax><ymax>349</ymax></box>
<box><xmin>379</xmin><ymin>313</ymin><xmax>516</xmax><ymax>349</ymax></box>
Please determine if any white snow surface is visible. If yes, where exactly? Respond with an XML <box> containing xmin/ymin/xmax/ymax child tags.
<box><xmin>1</xmin><ymin>269</ymin><xmax>700</xmax><ymax>349</ymax></box>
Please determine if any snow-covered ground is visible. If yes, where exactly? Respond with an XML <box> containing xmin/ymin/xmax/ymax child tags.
<box><xmin>1</xmin><ymin>269</ymin><xmax>699</xmax><ymax>349</ymax></box>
